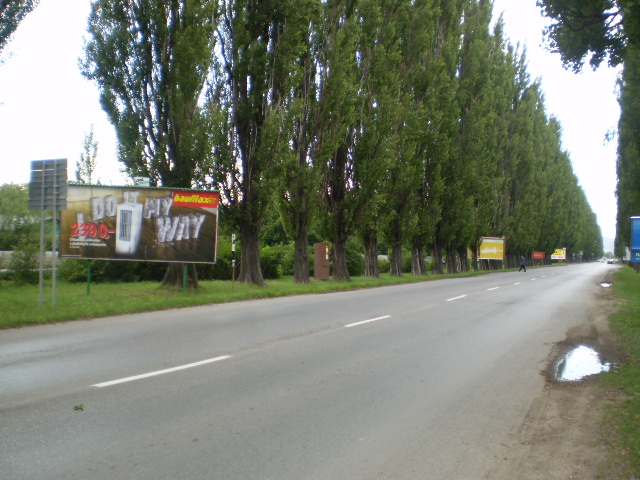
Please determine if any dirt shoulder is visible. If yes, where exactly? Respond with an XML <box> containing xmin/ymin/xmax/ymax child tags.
<box><xmin>489</xmin><ymin>269</ymin><xmax>623</xmax><ymax>479</ymax></box>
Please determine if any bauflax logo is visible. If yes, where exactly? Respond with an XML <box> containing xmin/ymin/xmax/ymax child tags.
<box><xmin>172</xmin><ymin>191</ymin><xmax>219</xmax><ymax>208</ymax></box>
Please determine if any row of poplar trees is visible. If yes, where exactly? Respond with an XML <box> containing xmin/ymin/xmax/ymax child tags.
<box><xmin>615</xmin><ymin>19</ymin><xmax>640</xmax><ymax>258</ymax></box>
<box><xmin>81</xmin><ymin>0</ymin><xmax>602</xmax><ymax>286</ymax></box>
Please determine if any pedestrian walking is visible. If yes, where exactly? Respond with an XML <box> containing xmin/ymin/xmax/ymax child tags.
<box><xmin>519</xmin><ymin>255</ymin><xmax>526</xmax><ymax>272</ymax></box>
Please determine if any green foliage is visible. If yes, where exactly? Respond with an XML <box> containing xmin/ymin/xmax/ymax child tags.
<box><xmin>616</xmin><ymin>46</ymin><xmax>640</xmax><ymax>257</ymax></box>
<box><xmin>378</xmin><ymin>258</ymin><xmax>390</xmax><ymax>274</ymax></box>
<box><xmin>280</xmin><ymin>243</ymin><xmax>315</xmax><ymax>277</ymax></box>
<box><xmin>537</xmin><ymin>0</ymin><xmax>635</xmax><ymax>71</ymax></box>
<box><xmin>0</xmin><ymin>183</ymin><xmax>40</xmax><ymax>250</ymax></box>
<box><xmin>260</xmin><ymin>245</ymin><xmax>284</xmax><ymax>280</ymax></box>
<box><xmin>345</xmin><ymin>237</ymin><xmax>365</xmax><ymax>277</ymax></box>
<box><xmin>57</xmin><ymin>259</ymin><xmax>87</xmax><ymax>283</ymax></box>
<box><xmin>82</xmin><ymin>0</ymin><xmax>215</xmax><ymax>187</ymax></box>
<box><xmin>58</xmin><ymin>259</ymin><xmax>167</xmax><ymax>283</ymax></box>
<box><xmin>8</xmin><ymin>242</ymin><xmax>38</xmax><ymax>285</ymax></box>
<box><xmin>196</xmin><ymin>239</ymin><xmax>234</xmax><ymax>281</ymax></box>
<box><xmin>260</xmin><ymin>209</ymin><xmax>289</xmax><ymax>247</ymax></box>
<box><xmin>0</xmin><ymin>0</ymin><xmax>39</xmax><ymax>56</ymax></box>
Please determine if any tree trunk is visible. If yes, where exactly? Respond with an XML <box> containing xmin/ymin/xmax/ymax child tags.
<box><xmin>447</xmin><ymin>244</ymin><xmax>457</xmax><ymax>273</ymax></box>
<box><xmin>293</xmin><ymin>227</ymin><xmax>309</xmax><ymax>284</ymax></box>
<box><xmin>238</xmin><ymin>221</ymin><xmax>266</xmax><ymax>286</ymax></box>
<box><xmin>471</xmin><ymin>239</ymin><xmax>479</xmax><ymax>271</ymax></box>
<box><xmin>332</xmin><ymin>237</ymin><xmax>350</xmax><ymax>281</ymax></box>
<box><xmin>362</xmin><ymin>228</ymin><xmax>379</xmax><ymax>277</ymax></box>
<box><xmin>411</xmin><ymin>243</ymin><xmax>427</xmax><ymax>275</ymax></box>
<box><xmin>162</xmin><ymin>263</ymin><xmax>199</xmax><ymax>288</ymax></box>
<box><xmin>457</xmin><ymin>247</ymin><xmax>468</xmax><ymax>272</ymax></box>
<box><xmin>390</xmin><ymin>244</ymin><xmax>403</xmax><ymax>276</ymax></box>
<box><xmin>432</xmin><ymin>242</ymin><xmax>444</xmax><ymax>274</ymax></box>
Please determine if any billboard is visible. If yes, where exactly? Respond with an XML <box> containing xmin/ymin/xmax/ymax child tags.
<box><xmin>631</xmin><ymin>217</ymin><xmax>640</xmax><ymax>263</ymax></box>
<box><xmin>532</xmin><ymin>251</ymin><xmax>546</xmax><ymax>260</ymax></box>
<box><xmin>551</xmin><ymin>248</ymin><xmax>566</xmax><ymax>260</ymax></box>
<box><xmin>60</xmin><ymin>185</ymin><xmax>219</xmax><ymax>263</ymax></box>
<box><xmin>478</xmin><ymin>237</ymin><xmax>505</xmax><ymax>261</ymax></box>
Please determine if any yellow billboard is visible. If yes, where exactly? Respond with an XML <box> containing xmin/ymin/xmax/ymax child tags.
<box><xmin>551</xmin><ymin>248</ymin><xmax>566</xmax><ymax>260</ymax></box>
<box><xmin>478</xmin><ymin>237</ymin><xmax>505</xmax><ymax>261</ymax></box>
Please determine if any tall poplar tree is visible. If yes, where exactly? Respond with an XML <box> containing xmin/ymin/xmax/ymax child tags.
<box><xmin>314</xmin><ymin>0</ymin><xmax>363</xmax><ymax>281</ymax></box>
<box><xmin>82</xmin><ymin>0</ymin><xmax>216</xmax><ymax>287</ymax></box>
<box><xmin>615</xmin><ymin>46</ymin><xmax>640</xmax><ymax>257</ymax></box>
<box><xmin>355</xmin><ymin>0</ymin><xmax>407</xmax><ymax>277</ymax></box>
<box><xmin>380</xmin><ymin>0</ymin><xmax>441</xmax><ymax>276</ymax></box>
<box><xmin>269</xmin><ymin>0</ymin><xmax>321</xmax><ymax>284</ymax></box>
<box><xmin>410</xmin><ymin>0</ymin><xmax>464</xmax><ymax>275</ymax></box>
<box><xmin>82</xmin><ymin>0</ymin><xmax>215</xmax><ymax>188</ymax></box>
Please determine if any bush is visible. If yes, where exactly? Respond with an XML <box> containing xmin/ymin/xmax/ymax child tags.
<box><xmin>58</xmin><ymin>259</ymin><xmax>88</xmax><ymax>282</ymax></box>
<box><xmin>59</xmin><ymin>259</ymin><xmax>167</xmax><ymax>283</ymax></box>
<box><xmin>345</xmin><ymin>237</ymin><xmax>364</xmax><ymax>277</ymax></box>
<box><xmin>198</xmin><ymin>240</ymin><xmax>233</xmax><ymax>280</ymax></box>
<box><xmin>402</xmin><ymin>247</ymin><xmax>412</xmax><ymax>273</ymax></box>
<box><xmin>9</xmin><ymin>242</ymin><xmax>39</xmax><ymax>285</ymax></box>
<box><xmin>260</xmin><ymin>244</ymin><xmax>284</xmax><ymax>279</ymax></box>
<box><xmin>280</xmin><ymin>243</ymin><xmax>295</xmax><ymax>276</ymax></box>
<box><xmin>378</xmin><ymin>258</ymin><xmax>390</xmax><ymax>273</ymax></box>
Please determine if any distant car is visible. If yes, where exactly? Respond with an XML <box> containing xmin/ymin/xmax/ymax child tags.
<box><xmin>607</xmin><ymin>259</ymin><xmax>614</xmax><ymax>264</ymax></box>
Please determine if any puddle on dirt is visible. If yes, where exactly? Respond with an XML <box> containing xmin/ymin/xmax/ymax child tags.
<box><xmin>555</xmin><ymin>345</ymin><xmax>612</xmax><ymax>381</ymax></box>
<box><xmin>599</xmin><ymin>282</ymin><xmax>612</xmax><ymax>288</ymax></box>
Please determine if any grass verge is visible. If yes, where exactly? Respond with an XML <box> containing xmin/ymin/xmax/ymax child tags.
<box><xmin>0</xmin><ymin>269</ymin><xmax>495</xmax><ymax>329</ymax></box>
<box><xmin>604</xmin><ymin>265</ymin><xmax>640</xmax><ymax>476</ymax></box>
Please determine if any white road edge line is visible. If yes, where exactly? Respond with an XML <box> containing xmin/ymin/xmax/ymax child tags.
<box><xmin>446</xmin><ymin>295</ymin><xmax>467</xmax><ymax>302</ymax></box>
<box><xmin>345</xmin><ymin>315</ymin><xmax>391</xmax><ymax>328</ymax></box>
<box><xmin>487</xmin><ymin>287</ymin><xmax>500</xmax><ymax>291</ymax></box>
<box><xmin>92</xmin><ymin>355</ymin><xmax>232</xmax><ymax>388</ymax></box>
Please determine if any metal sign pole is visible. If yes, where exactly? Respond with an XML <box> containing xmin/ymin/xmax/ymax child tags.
<box><xmin>29</xmin><ymin>159</ymin><xmax>68</xmax><ymax>310</ymax></box>
<box><xmin>231</xmin><ymin>233</ymin><xmax>236</xmax><ymax>290</ymax></box>
<box><xmin>183</xmin><ymin>263</ymin><xmax>188</xmax><ymax>295</ymax></box>
<box><xmin>38</xmin><ymin>189</ymin><xmax>45</xmax><ymax>309</ymax></box>
<box><xmin>51</xmin><ymin>162</ymin><xmax>58</xmax><ymax>308</ymax></box>
<box><xmin>87</xmin><ymin>260</ymin><xmax>92</xmax><ymax>295</ymax></box>
<box><xmin>52</xmin><ymin>207</ymin><xmax>58</xmax><ymax>308</ymax></box>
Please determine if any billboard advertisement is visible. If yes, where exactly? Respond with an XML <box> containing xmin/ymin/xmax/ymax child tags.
<box><xmin>532</xmin><ymin>251</ymin><xmax>546</xmax><ymax>260</ymax></box>
<box><xmin>551</xmin><ymin>248</ymin><xmax>566</xmax><ymax>260</ymax></box>
<box><xmin>478</xmin><ymin>237</ymin><xmax>505</xmax><ymax>261</ymax></box>
<box><xmin>60</xmin><ymin>185</ymin><xmax>219</xmax><ymax>263</ymax></box>
<box><xmin>631</xmin><ymin>217</ymin><xmax>640</xmax><ymax>263</ymax></box>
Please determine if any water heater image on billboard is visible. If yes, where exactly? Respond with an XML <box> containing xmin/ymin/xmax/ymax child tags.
<box><xmin>116</xmin><ymin>199</ymin><xmax>143</xmax><ymax>256</ymax></box>
<box><xmin>60</xmin><ymin>185</ymin><xmax>219</xmax><ymax>263</ymax></box>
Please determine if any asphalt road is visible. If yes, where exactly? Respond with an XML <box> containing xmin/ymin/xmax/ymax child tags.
<box><xmin>1</xmin><ymin>263</ymin><xmax>613</xmax><ymax>479</ymax></box>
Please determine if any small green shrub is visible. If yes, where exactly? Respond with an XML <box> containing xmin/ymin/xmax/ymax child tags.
<box><xmin>58</xmin><ymin>259</ymin><xmax>88</xmax><ymax>282</ymax></box>
<box><xmin>346</xmin><ymin>237</ymin><xmax>364</xmax><ymax>277</ymax></box>
<box><xmin>260</xmin><ymin>245</ymin><xmax>283</xmax><ymax>279</ymax></box>
<box><xmin>198</xmin><ymin>240</ymin><xmax>233</xmax><ymax>280</ymax></box>
<box><xmin>9</xmin><ymin>242</ymin><xmax>39</xmax><ymax>285</ymax></box>
<box><xmin>59</xmin><ymin>259</ymin><xmax>167</xmax><ymax>283</ymax></box>
<box><xmin>402</xmin><ymin>248</ymin><xmax>413</xmax><ymax>273</ymax></box>
<box><xmin>378</xmin><ymin>258</ymin><xmax>390</xmax><ymax>273</ymax></box>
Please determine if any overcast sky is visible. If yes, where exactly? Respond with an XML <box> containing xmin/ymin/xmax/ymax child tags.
<box><xmin>0</xmin><ymin>0</ymin><xmax>621</xmax><ymax>242</ymax></box>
